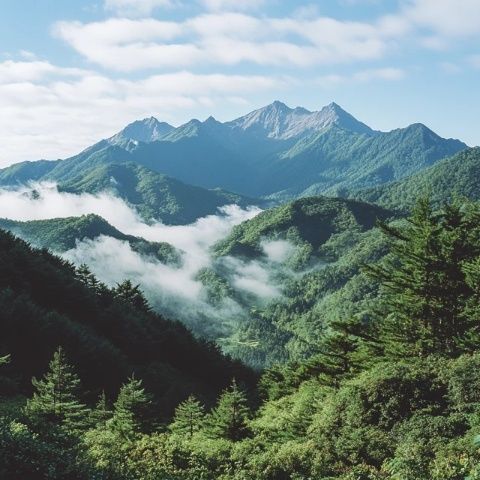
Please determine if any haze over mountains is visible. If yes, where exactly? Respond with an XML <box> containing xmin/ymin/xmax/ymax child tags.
<box><xmin>0</xmin><ymin>99</ymin><xmax>477</xmax><ymax>362</ymax></box>
<box><xmin>0</xmin><ymin>101</ymin><xmax>467</xmax><ymax>224</ymax></box>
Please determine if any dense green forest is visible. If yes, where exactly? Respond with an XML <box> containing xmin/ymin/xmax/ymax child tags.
<box><xmin>351</xmin><ymin>147</ymin><xmax>480</xmax><ymax>212</ymax></box>
<box><xmin>1</xmin><ymin>198</ymin><xmax>480</xmax><ymax>479</ymax></box>
<box><xmin>0</xmin><ymin>160</ymin><xmax>258</xmax><ymax>225</ymax></box>
<box><xmin>0</xmin><ymin>214</ymin><xmax>181</xmax><ymax>265</ymax></box>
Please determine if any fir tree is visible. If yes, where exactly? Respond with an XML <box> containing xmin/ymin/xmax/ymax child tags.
<box><xmin>25</xmin><ymin>347</ymin><xmax>89</xmax><ymax>432</ymax></box>
<box><xmin>108</xmin><ymin>376</ymin><xmax>151</xmax><ymax>440</ymax></box>
<box><xmin>365</xmin><ymin>198</ymin><xmax>480</xmax><ymax>358</ymax></box>
<box><xmin>90</xmin><ymin>391</ymin><xmax>112</xmax><ymax>427</ymax></box>
<box><xmin>113</xmin><ymin>280</ymin><xmax>151</xmax><ymax>312</ymax></box>
<box><xmin>208</xmin><ymin>379</ymin><xmax>250</xmax><ymax>441</ymax></box>
<box><xmin>170</xmin><ymin>395</ymin><xmax>205</xmax><ymax>439</ymax></box>
<box><xmin>316</xmin><ymin>327</ymin><xmax>360</xmax><ymax>385</ymax></box>
<box><xmin>76</xmin><ymin>264</ymin><xmax>100</xmax><ymax>290</ymax></box>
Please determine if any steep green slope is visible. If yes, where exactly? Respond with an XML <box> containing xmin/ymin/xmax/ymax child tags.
<box><xmin>226</xmin><ymin>228</ymin><xmax>389</xmax><ymax>366</ymax></box>
<box><xmin>263</xmin><ymin>123</ymin><xmax>466</xmax><ymax>199</ymax></box>
<box><xmin>0</xmin><ymin>229</ymin><xmax>253</xmax><ymax>415</ymax></box>
<box><xmin>0</xmin><ymin>157</ymin><xmax>259</xmax><ymax>224</ymax></box>
<box><xmin>204</xmin><ymin>197</ymin><xmax>394</xmax><ymax>366</ymax></box>
<box><xmin>351</xmin><ymin>147</ymin><xmax>480</xmax><ymax>211</ymax></box>
<box><xmin>124</xmin><ymin>122</ymin><xmax>466</xmax><ymax>199</ymax></box>
<box><xmin>0</xmin><ymin>159</ymin><xmax>60</xmax><ymax>185</ymax></box>
<box><xmin>3</xmin><ymin>199</ymin><xmax>479</xmax><ymax>480</ymax></box>
<box><xmin>214</xmin><ymin>196</ymin><xmax>393</xmax><ymax>259</ymax></box>
<box><xmin>0</xmin><ymin>214</ymin><xmax>181</xmax><ymax>265</ymax></box>
<box><xmin>59</xmin><ymin>162</ymin><xmax>259</xmax><ymax>224</ymax></box>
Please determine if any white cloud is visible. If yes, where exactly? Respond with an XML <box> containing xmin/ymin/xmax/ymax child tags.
<box><xmin>53</xmin><ymin>13</ymin><xmax>406</xmax><ymax>71</ymax></box>
<box><xmin>439</xmin><ymin>61</ymin><xmax>461</xmax><ymax>74</ymax></box>
<box><xmin>200</xmin><ymin>0</ymin><xmax>266</xmax><ymax>11</ymax></box>
<box><xmin>353</xmin><ymin>67</ymin><xmax>405</xmax><ymax>81</ymax></box>
<box><xmin>261</xmin><ymin>239</ymin><xmax>295</xmax><ymax>263</ymax></box>
<box><xmin>0</xmin><ymin>60</ymin><xmax>284</xmax><ymax>166</ymax></box>
<box><xmin>317</xmin><ymin>67</ymin><xmax>405</xmax><ymax>87</ymax></box>
<box><xmin>0</xmin><ymin>60</ymin><xmax>88</xmax><ymax>84</ymax></box>
<box><xmin>104</xmin><ymin>0</ymin><xmax>176</xmax><ymax>17</ymax></box>
<box><xmin>0</xmin><ymin>182</ymin><xmax>262</xmax><ymax>337</ymax></box>
<box><xmin>405</xmin><ymin>0</ymin><xmax>480</xmax><ymax>37</ymax></box>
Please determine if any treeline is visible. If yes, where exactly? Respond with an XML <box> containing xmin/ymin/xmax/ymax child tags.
<box><xmin>1</xmin><ymin>198</ymin><xmax>480</xmax><ymax>479</ymax></box>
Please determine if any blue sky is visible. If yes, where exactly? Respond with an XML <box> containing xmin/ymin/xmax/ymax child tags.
<box><xmin>0</xmin><ymin>0</ymin><xmax>479</xmax><ymax>166</ymax></box>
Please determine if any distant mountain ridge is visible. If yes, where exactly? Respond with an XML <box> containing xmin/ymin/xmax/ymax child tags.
<box><xmin>0</xmin><ymin>101</ymin><xmax>468</xmax><ymax>221</ymax></box>
<box><xmin>350</xmin><ymin>147</ymin><xmax>480</xmax><ymax>211</ymax></box>
<box><xmin>225</xmin><ymin>101</ymin><xmax>375</xmax><ymax>139</ymax></box>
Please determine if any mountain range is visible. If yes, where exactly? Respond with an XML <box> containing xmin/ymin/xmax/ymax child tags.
<box><xmin>0</xmin><ymin>101</ymin><xmax>468</xmax><ymax>224</ymax></box>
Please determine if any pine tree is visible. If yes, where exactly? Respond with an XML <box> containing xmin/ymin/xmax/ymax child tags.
<box><xmin>170</xmin><ymin>395</ymin><xmax>205</xmax><ymax>439</ymax></box>
<box><xmin>25</xmin><ymin>347</ymin><xmax>89</xmax><ymax>432</ymax></box>
<box><xmin>113</xmin><ymin>280</ymin><xmax>151</xmax><ymax>312</ymax></box>
<box><xmin>316</xmin><ymin>327</ymin><xmax>359</xmax><ymax>385</ymax></box>
<box><xmin>365</xmin><ymin>198</ymin><xmax>480</xmax><ymax>358</ymax></box>
<box><xmin>461</xmin><ymin>257</ymin><xmax>480</xmax><ymax>349</ymax></box>
<box><xmin>76</xmin><ymin>263</ymin><xmax>100</xmax><ymax>290</ymax></box>
<box><xmin>89</xmin><ymin>391</ymin><xmax>112</xmax><ymax>427</ymax></box>
<box><xmin>207</xmin><ymin>379</ymin><xmax>250</xmax><ymax>441</ymax></box>
<box><xmin>108</xmin><ymin>376</ymin><xmax>151</xmax><ymax>440</ymax></box>
<box><xmin>76</xmin><ymin>263</ymin><xmax>110</xmax><ymax>299</ymax></box>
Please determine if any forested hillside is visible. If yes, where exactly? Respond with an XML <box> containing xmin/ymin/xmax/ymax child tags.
<box><xmin>1</xmin><ymin>199</ymin><xmax>480</xmax><ymax>479</ymax></box>
<box><xmin>214</xmin><ymin>196</ymin><xmax>392</xmax><ymax>259</ymax></box>
<box><xmin>0</xmin><ymin>214</ymin><xmax>181</xmax><ymax>265</ymax></box>
<box><xmin>350</xmin><ymin>147</ymin><xmax>480</xmax><ymax>211</ymax></box>
<box><xmin>0</xmin><ymin>230</ymin><xmax>254</xmax><ymax>419</ymax></box>
<box><xmin>0</xmin><ymin>160</ymin><xmax>258</xmax><ymax>225</ymax></box>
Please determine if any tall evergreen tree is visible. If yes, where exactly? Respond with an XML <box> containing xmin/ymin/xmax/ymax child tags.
<box><xmin>25</xmin><ymin>347</ymin><xmax>89</xmax><ymax>432</ymax></box>
<box><xmin>170</xmin><ymin>395</ymin><xmax>206</xmax><ymax>439</ymax></box>
<box><xmin>365</xmin><ymin>198</ymin><xmax>480</xmax><ymax>358</ymax></box>
<box><xmin>76</xmin><ymin>263</ymin><xmax>100</xmax><ymax>290</ymax></box>
<box><xmin>207</xmin><ymin>379</ymin><xmax>250</xmax><ymax>441</ymax></box>
<box><xmin>89</xmin><ymin>391</ymin><xmax>112</xmax><ymax>427</ymax></box>
<box><xmin>113</xmin><ymin>280</ymin><xmax>151</xmax><ymax>312</ymax></box>
<box><xmin>108</xmin><ymin>376</ymin><xmax>151</xmax><ymax>440</ymax></box>
<box><xmin>315</xmin><ymin>324</ymin><xmax>361</xmax><ymax>385</ymax></box>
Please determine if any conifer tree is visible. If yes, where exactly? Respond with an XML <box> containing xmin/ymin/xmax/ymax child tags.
<box><xmin>108</xmin><ymin>376</ymin><xmax>151</xmax><ymax>440</ymax></box>
<box><xmin>76</xmin><ymin>264</ymin><xmax>100</xmax><ymax>290</ymax></box>
<box><xmin>113</xmin><ymin>280</ymin><xmax>151</xmax><ymax>312</ymax></box>
<box><xmin>25</xmin><ymin>347</ymin><xmax>89</xmax><ymax>432</ymax></box>
<box><xmin>76</xmin><ymin>263</ymin><xmax>110</xmax><ymax>299</ymax></box>
<box><xmin>170</xmin><ymin>395</ymin><xmax>206</xmax><ymax>439</ymax></box>
<box><xmin>365</xmin><ymin>198</ymin><xmax>480</xmax><ymax>358</ymax></box>
<box><xmin>90</xmin><ymin>391</ymin><xmax>112</xmax><ymax>427</ymax></box>
<box><xmin>316</xmin><ymin>327</ymin><xmax>360</xmax><ymax>385</ymax></box>
<box><xmin>461</xmin><ymin>257</ymin><xmax>480</xmax><ymax>349</ymax></box>
<box><xmin>208</xmin><ymin>379</ymin><xmax>250</xmax><ymax>441</ymax></box>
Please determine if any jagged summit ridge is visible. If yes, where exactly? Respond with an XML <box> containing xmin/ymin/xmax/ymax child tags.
<box><xmin>226</xmin><ymin>100</ymin><xmax>374</xmax><ymax>139</ymax></box>
<box><xmin>109</xmin><ymin>116</ymin><xmax>175</xmax><ymax>145</ymax></box>
<box><xmin>107</xmin><ymin>101</ymin><xmax>375</xmax><ymax>146</ymax></box>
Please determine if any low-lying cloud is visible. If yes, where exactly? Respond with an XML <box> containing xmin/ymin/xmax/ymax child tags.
<box><xmin>0</xmin><ymin>183</ymin><xmax>296</xmax><ymax>341</ymax></box>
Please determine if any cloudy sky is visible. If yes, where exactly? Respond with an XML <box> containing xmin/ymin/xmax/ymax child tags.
<box><xmin>0</xmin><ymin>0</ymin><xmax>479</xmax><ymax>166</ymax></box>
